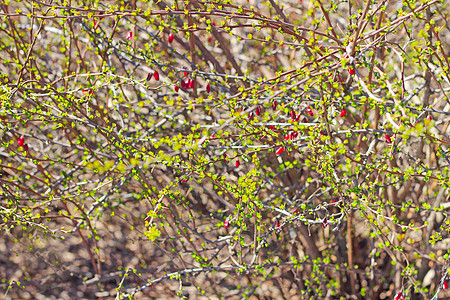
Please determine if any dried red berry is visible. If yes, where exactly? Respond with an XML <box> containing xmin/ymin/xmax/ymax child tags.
<box><xmin>146</xmin><ymin>72</ymin><xmax>153</xmax><ymax>81</ymax></box>
<box><xmin>206</xmin><ymin>84</ymin><xmax>211</xmax><ymax>93</ymax></box>
<box><xmin>168</xmin><ymin>33</ymin><xmax>174</xmax><ymax>43</ymax></box>
<box><xmin>181</xmin><ymin>79</ymin><xmax>189</xmax><ymax>90</ymax></box>
<box><xmin>290</xmin><ymin>110</ymin><xmax>296</xmax><ymax>120</ymax></box>
<box><xmin>275</xmin><ymin>146</ymin><xmax>284</xmax><ymax>155</ymax></box>
<box><xmin>153</xmin><ymin>71</ymin><xmax>160</xmax><ymax>81</ymax></box>
<box><xmin>18</xmin><ymin>137</ymin><xmax>25</xmax><ymax>146</ymax></box>
<box><xmin>307</xmin><ymin>106</ymin><xmax>313</xmax><ymax>116</ymax></box>
<box><xmin>23</xmin><ymin>144</ymin><xmax>28</xmax><ymax>151</ymax></box>
<box><xmin>274</xmin><ymin>219</ymin><xmax>280</xmax><ymax>228</ymax></box>
<box><xmin>348</xmin><ymin>66</ymin><xmax>355</xmax><ymax>75</ymax></box>
<box><xmin>340</xmin><ymin>109</ymin><xmax>347</xmax><ymax>117</ymax></box>
<box><xmin>385</xmin><ymin>134</ymin><xmax>392</xmax><ymax>143</ymax></box>
<box><xmin>444</xmin><ymin>282</ymin><xmax>448</xmax><ymax>290</ymax></box>
<box><xmin>274</xmin><ymin>219</ymin><xmax>281</xmax><ymax>233</ymax></box>
<box><xmin>126</xmin><ymin>31</ymin><xmax>133</xmax><ymax>41</ymax></box>
<box><xmin>322</xmin><ymin>218</ymin><xmax>328</xmax><ymax>229</ymax></box>
<box><xmin>235</xmin><ymin>160</ymin><xmax>240</xmax><ymax>167</ymax></box>
<box><xmin>82</xmin><ymin>89</ymin><xmax>93</xmax><ymax>96</ymax></box>
<box><xmin>272</xmin><ymin>100</ymin><xmax>277</xmax><ymax>110</ymax></box>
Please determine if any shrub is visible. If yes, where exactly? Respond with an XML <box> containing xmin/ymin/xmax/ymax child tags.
<box><xmin>1</xmin><ymin>0</ymin><xmax>450</xmax><ymax>299</ymax></box>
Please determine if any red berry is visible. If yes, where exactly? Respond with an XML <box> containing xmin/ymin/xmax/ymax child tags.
<box><xmin>293</xmin><ymin>208</ymin><xmax>299</xmax><ymax>215</ymax></box>
<box><xmin>444</xmin><ymin>282</ymin><xmax>448</xmax><ymax>290</ymax></box>
<box><xmin>181</xmin><ymin>178</ymin><xmax>188</xmax><ymax>183</ymax></box>
<box><xmin>146</xmin><ymin>72</ymin><xmax>153</xmax><ymax>81</ymax></box>
<box><xmin>235</xmin><ymin>160</ymin><xmax>240</xmax><ymax>167</ymax></box>
<box><xmin>290</xmin><ymin>110</ymin><xmax>296</xmax><ymax>120</ymax></box>
<box><xmin>168</xmin><ymin>33</ymin><xmax>174</xmax><ymax>43</ymax></box>
<box><xmin>184</xmin><ymin>70</ymin><xmax>188</xmax><ymax>77</ymax></box>
<box><xmin>340</xmin><ymin>109</ymin><xmax>347</xmax><ymax>117</ymax></box>
<box><xmin>174</xmin><ymin>84</ymin><xmax>179</xmax><ymax>92</ymax></box>
<box><xmin>348</xmin><ymin>66</ymin><xmax>355</xmax><ymax>75</ymax></box>
<box><xmin>181</xmin><ymin>79</ymin><xmax>189</xmax><ymax>90</ymax></box>
<box><xmin>153</xmin><ymin>71</ymin><xmax>160</xmax><ymax>81</ymax></box>
<box><xmin>394</xmin><ymin>292</ymin><xmax>405</xmax><ymax>300</ymax></box>
<box><xmin>83</xmin><ymin>89</ymin><xmax>93</xmax><ymax>96</ymax></box>
<box><xmin>274</xmin><ymin>219</ymin><xmax>280</xmax><ymax>228</ymax></box>
<box><xmin>126</xmin><ymin>31</ymin><xmax>133</xmax><ymax>41</ymax></box>
<box><xmin>224</xmin><ymin>219</ymin><xmax>229</xmax><ymax>228</ymax></box>
<box><xmin>275</xmin><ymin>146</ymin><xmax>284</xmax><ymax>155</ymax></box>
<box><xmin>188</xmin><ymin>79</ymin><xmax>195</xmax><ymax>89</ymax></box>
<box><xmin>255</xmin><ymin>106</ymin><xmax>262</xmax><ymax>116</ymax></box>
<box><xmin>427</xmin><ymin>115</ymin><xmax>432</xmax><ymax>121</ymax></box>
<box><xmin>292</xmin><ymin>131</ymin><xmax>298</xmax><ymax>138</ymax></box>
<box><xmin>18</xmin><ymin>137</ymin><xmax>25</xmax><ymax>146</ymax></box>
<box><xmin>94</xmin><ymin>20</ymin><xmax>99</xmax><ymax>30</ymax></box>
<box><xmin>285</xmin><ymin>134</ymin><xmax>290</xmax><ymax>140</ymax></box>
<box><xmin>206</xmin><ymin>84</ymin><xmax>211</xmax><ymax>93</ymax></box>
<box><xmin>322</xmin><ymin>218</ymin><xmax>328</xmax><ymax>229</ymax></box>
<box><xmin>274</xmin><ymin>219</ymin><xmax>281</xmax><ymax>233</ymax></box>
<box><xmin>272</xmin><ymin>100</ymin><xmax>277</xmax><ymax>110</ymax></box>
<box><xmin>248</xmin><ymin>112</ymin><xmax>254</xmax><ymax>120</ymax></box>
<box><xmin>208</xmin><ymin>36</ymin><xmax>213</xmax><ymax>43</ymax></box>
<box><xmin>385</xmin><ymin>134</ymin><xmax>392</xmax><ymax>143</ymax></box>
<box><xmin>307</xmin><ymin>106</ymin><xmax>313</xmax><ymax>116</ymax></box>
